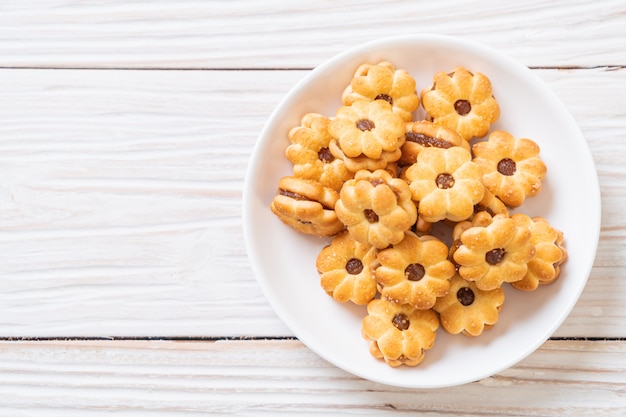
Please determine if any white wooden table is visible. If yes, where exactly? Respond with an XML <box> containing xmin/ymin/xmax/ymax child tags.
<box><xmin>1</xmin><ymin>1</ymin><xmax>625</xmax><ymax>415</ymax></box>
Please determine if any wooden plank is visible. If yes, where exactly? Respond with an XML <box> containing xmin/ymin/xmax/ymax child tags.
<box><xmin>0</xmin><ymin>339</ymin><xmax>623</xmax><ymax>415</ymax></box>
<box><xmin>0</xmin><ymin>67</ymin><xmax>625</xmax><ymax>337</ymax></box>
<box><xmin>537</xmin><ymin>67</ymin><xmax>626</xmax><ymax>337</ymax></box>
<box><xmin>0</xmin><ymin>0</ymin><xmax>625</xmax><ymax>69</ymax></box>
<box><xmin>0</xmin><ymin>68</ymin><xmax>300</xmax><ymax>337</ymax></box>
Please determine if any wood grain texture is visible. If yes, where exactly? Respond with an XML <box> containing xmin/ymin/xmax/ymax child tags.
<box><xmin>0</xmin><ymin>67</ymin><xmax>625</xmax><ymax>338</ymax></box>
<box><xmin>0</xmin><ymin>68</ymin><xmax>294</xmax><ymax>337</ymax></box>
<box><xmin>0</xmin><ymin>0</ymin><xmax>625</xmax><ymax>69</ymax></box>
<box><xmin>0</xmin><ymin>339</ymin><xmax>624</xmax><ymax>416</ymax></box>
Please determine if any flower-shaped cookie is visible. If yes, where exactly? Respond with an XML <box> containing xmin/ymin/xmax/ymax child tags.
<box><xmin>433</xmin><ymin>273</ymin><xmax>505</xmax><ymax>336</ymax></box>
<box><xmin>452</xmin><ymin>213</ymin><xmax>535</xmax><ymax>291</ymax></box>
<box><xmin>472</xmin><ymin>130</ymin><xmax>547</xmax><ymax>208</ymax></box>
<box><xmin>510</xmin><ymin>214</ymin><xmax>567</xmax><ymax>291</ymax></box>
<box><xmin>399</xmin><ymin>120</ymin><xmax>469</xmax><ymax>167</ymax></box>
<box><xmin>376</xmin><ymin>232</ymin><xmax>455</xmax><ymax>310</ymax></box>
<box><xmin>335</xmin><ymin>169</ymin><xmax>417</xmax><ymax>249</ymax></box>
<box><xmin>316</xmin><ymin>230</ymin><xmax>379</xmax><ymax>305</ymax></box>
<box><xmin>404</xmin><ymin>146</ymin><xmax>485</xmax><ymax>223</ymax></box>
<box><xmin>329</xmin><ymin>99</ymin><xmax>405</xmax><ymax>160</ymax></box>
<box><xmin>421</xmin><ymin>66</ymin><xmax>500</xmax><ymax>141</ymax></box>
<box><xmin>362</xmin><ymin>298</ymin><xmax>439</xmax><ymax>367</ymax></box>
<box><xmin>270</xmin><ymin>176</ymin><xmax>345</xmax><ymax>237</ymax></box>
<box><xmin>285</xmin><ymin>113</ymin><xmax>352</xmax><ymax>191</ymax></box>
<box><xmin>342</xmin><ymin>61</ymin><xmax>420</xmax><ymax>122</ymax></box>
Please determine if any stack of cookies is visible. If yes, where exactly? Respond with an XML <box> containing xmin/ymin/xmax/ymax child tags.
<box><xmin>270</xmin><ymin>61</ymin><xmax>567</xmax><ymax>368</ymax></box>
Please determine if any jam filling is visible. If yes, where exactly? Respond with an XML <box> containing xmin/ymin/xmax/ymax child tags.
<box><xmin>436</xmin><ymin>173</ymin><xmax>455</xmax><ymax>189</ymax></box>
<box><xmin>405</xmin><ymin>131</ymin><xmax>453</xmax><ymax>148</ymax></box>
<box><xmin>374</xmin><ymin>93</ymin><xmax>393</xmax><ymax>105</ymax></box>
<box><xmin>457</xmin><ymin>287</ymin><xmax>475</xmax><ymax>306</ymax></box>
<box><xmin>392</xmin><ymin>313</ymin><xmax>410</xmax><ymax>331</ymax></box>
<box><xmin>346</xmin><ymin>258</ymin><xmax>364</xmax><ymax>275</ymax></box>
<box><xmin>405</xmin><ymin>263</ymin><xmax>425</xmax><ymax>281</ymax></box>
<box><xmin>369</xmin><ymin>179</ymin><xmax>384</xmax><ymax>187</ymax></box>
<box><xmin>454</xmin><ymin>99</ymin><xmax>471</xmax><ymax>116</ymax></box>
<box><xmin>497</xmin><ymin>158</ymin><xmax>516</xmax><ymax>176</ymax></box>
<box><xmin>486</xmin><ymin>248</ymin><xmax>506</xmax><ymax>265</ymax></box>
<box><xmin>279</xmin><ymin>189</ymin><xmax>309</xmax><ymax>201</ymax></box>
<box><xmin>356</xmin><ymin>119</ymin><xmax>375</xmax><ymax>131</ymax></box>
<box><xmin>364</xmin><ymin>209</ymin><xmax>379</xmax><ymax>223</ymax></box>
<box><xmin>278</xmin><ymin>189</ymin><xmax>331</xmax><ymax>210</ymax></box>
<box><xmin>318</xmin><ymin>147</ymin><xmax>334</xmax><ymax>163</ymax></box>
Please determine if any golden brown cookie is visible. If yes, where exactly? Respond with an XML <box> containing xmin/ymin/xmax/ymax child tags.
<box><xmin>375</xmin><ymin>231</ymin><xmax>455</xmax><ymax>310</ymax></box>
<box><xmin>448</xmin><ymin>211</ymin><xmax>494</xmax><ymax>269</ymax></box>
<box><xmin>433</xmin><ymin>273</ymin><xmax>505</xmax><ymax>336</ymax></box>
<box><xmin>362</xmin><ymin>297</ymin><xmax>439</xmax><ymax>367</ymax></box>
<box><xmin>316</xmin><ymin>230</ymin><xmax>379</xmax><ymax>305</ymax></box>
<box><xmin>329</xmin><ymin>99</ymin><xmax>406</xmax><ymax>160</ymax></box>
<box><xmin>510</xmin><ymin>214</ymin><xmax>567</xmax><ymax>291</ymax></box>
<box><xmin>342</xmin><ymin>61</ymin><xmax>420</xmax><ymax>122</ymax></box>
<box><xmin>421</xmin><ymin>66</ymin><xmax>500</xmax><ymax>141</ymax></box>
<box><xmin>384</xmin><ymin>161</ymin><xmax>399</xmax><ymax>178</ymax></box>
<box><xmin>472</xmin><ymin>187</ymin><xmax>509</xmax><ymax>218</ymax></box>
<box><xmin>285</xmin><ymin>113</ymin><xmax>353</xmax><ymax>191</ymax></box>
<box><xmin>453</xmin><ymin>212</ymin><xmax>535</xmax><ymax>291</ymax></box>
<box><xmin>328</xmin><ymin>137</ymin><xmax>403</xmax><ymax>173</ymax></box>
<box><xmin>404</xmin><ymin>146</ymin><xmax>485</xmax><ymax>223</ymax></box>
<box><xmin>270</xmin><ymin>176</ymin><xmax>345</xmax><ymax>237</ymax></box>
<box><xmin>472</xmin><ymin>130</ymin><xmax>547</xmax><ymax>208</ymax></box>
<box><xmin>413</xmin><ymin>215</ymin><xmax>434</xmax><ymax>234</ymax></box>
<box><xmin>399</xmin><ymin>120</ymin><xmax>469</xmax><ymax>167</ymax></box>
<box><xmin>335</xmin><ymin>169</ymin><xmax>417</xmax><ymax>249</ymax></box>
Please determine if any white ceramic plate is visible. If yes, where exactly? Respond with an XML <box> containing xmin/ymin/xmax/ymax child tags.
<box><xmin>243</xmin><ymin>34</ymin><xmax>601</xmax><ymax>388</ymax></box>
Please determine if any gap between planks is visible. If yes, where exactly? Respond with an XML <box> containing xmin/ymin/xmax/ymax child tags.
<box><xmin>0</xmin><ymin>65</ymin><xmax>624</xmax><ymax>71</ymax></box>
<box><xmin>1</xmin><ymin>336</ymin><xmax>625</xmax><ymax>342</ymax></box>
